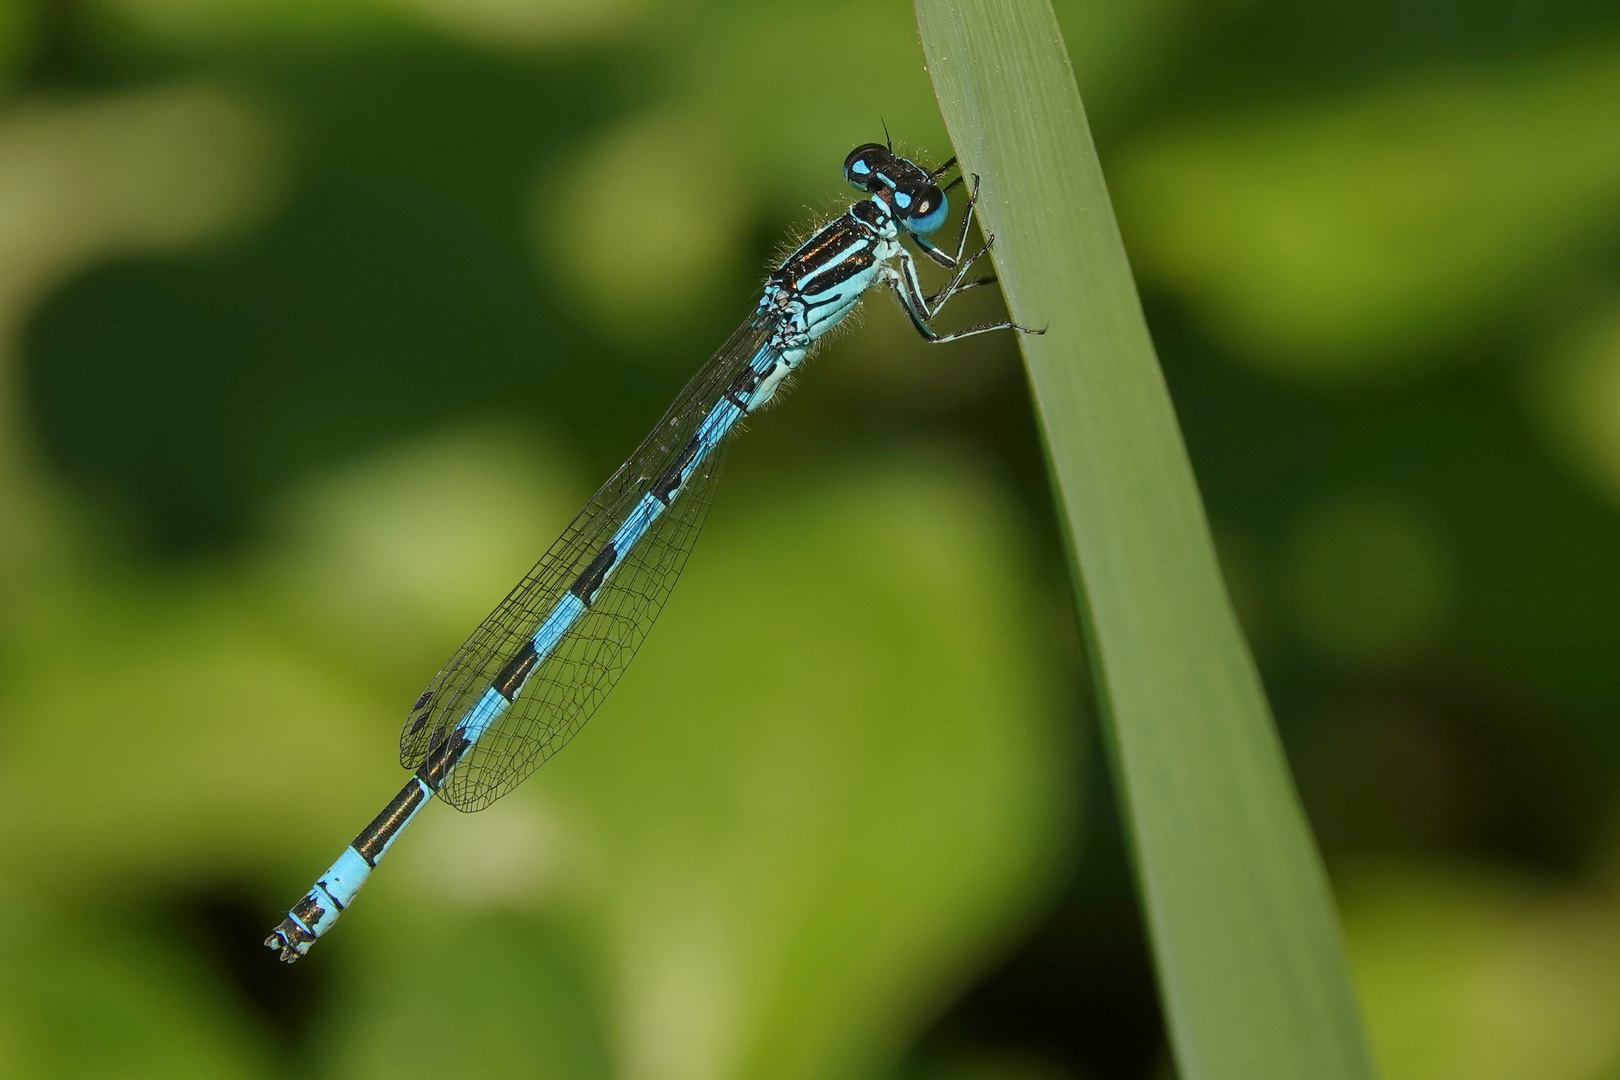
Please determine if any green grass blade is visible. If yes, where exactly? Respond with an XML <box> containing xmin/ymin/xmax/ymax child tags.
<box><xmin>912</xmin><ymin>2</ymin><xmax>1376</xmax><ymax>1078</ymax></box>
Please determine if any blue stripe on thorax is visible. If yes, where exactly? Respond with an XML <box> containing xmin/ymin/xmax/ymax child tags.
<box><xmin>795</xmin><ymin>235</ymin><xmax>869</xmax><ymax>288</ymax></box>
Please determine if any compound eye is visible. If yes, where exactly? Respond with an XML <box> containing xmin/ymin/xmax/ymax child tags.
<box><xmin>843</xmin><ymin>143</ymin><xmax>890</xmax><ymax>191</ymax></box>
<box><xmin>903</xmin><ymin>184</ymin><xmax>948</xmax><ymax>234</ymax></box>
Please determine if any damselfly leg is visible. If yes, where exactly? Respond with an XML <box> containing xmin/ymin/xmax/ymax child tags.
<box><xmin>887</xmin><ymin>175</ymin><xmax>1044</xmax><ymax>346</ymax></box>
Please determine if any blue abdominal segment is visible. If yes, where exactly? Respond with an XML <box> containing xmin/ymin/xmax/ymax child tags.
<box><xmin>267</xmin><ymin>139</ymin><xmax>1034</xmax><ymax>962</ymax></box>
<box><xmin>264</xmin><ymin>360</ymin><xmax>757</xmax><ymax>964</ymax></box>
<box><xmin>267</xmin><ymin>779</ymin><xmax>432</xmax><ymax>960</ymax></box>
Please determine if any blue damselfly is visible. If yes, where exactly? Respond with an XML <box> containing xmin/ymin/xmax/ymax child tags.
<box><xmin>266</xmin><ymin>139</ymin><xmax>1040</xmax><ymax>962</ymax></box>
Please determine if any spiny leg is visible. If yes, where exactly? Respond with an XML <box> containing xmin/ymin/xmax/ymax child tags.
<box><xmin>893</xmin><ymin>245</ymin><xmax>989</xmax><ymax>326</ymax></box>
<box><xmin>926</xmin><ymin>275</ymin><xmax>997</xmax><ymax>308</ymax></box>
<box><xmin>923</xmin><ymin>234</ymin><xmax>998</xmax><ymax>315</ymax></box>
<box><xmin>885</xmin><ymin>250</ymin><xmax>1045</xmax><ymax>345</ymax></box>
<box><xmin>902</xmin><ymin>209</ymin><xmax>1000</xmax><ymax>319</ymax></box>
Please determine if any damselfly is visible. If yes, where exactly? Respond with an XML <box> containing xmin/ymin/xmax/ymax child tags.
<box><xmin>266</xmin><ymin>139</ymin><xmax>1041</xmax><ymax>962</ymax></box>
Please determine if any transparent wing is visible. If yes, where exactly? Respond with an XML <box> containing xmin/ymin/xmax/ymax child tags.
<box><xmin>436</xmin><ymin>442</ymin><xmax>727</xmax><ymax>810</ymax></box>
<box><xmin>399</xmin><ymin>309</ymin><xmax>778</xmax><ymax>811</ymax></box>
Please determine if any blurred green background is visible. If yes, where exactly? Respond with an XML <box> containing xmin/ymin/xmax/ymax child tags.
<box><xmin>1</xmin><ymin>0</ymin><xmax>1619</xmax><ymax>1078</ymax></box>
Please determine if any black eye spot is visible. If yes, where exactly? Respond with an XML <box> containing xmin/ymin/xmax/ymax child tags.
<box><xmin>844</xmin><ymin>143</ymin><xmax>892</xmax><ymax>191</ymax></box>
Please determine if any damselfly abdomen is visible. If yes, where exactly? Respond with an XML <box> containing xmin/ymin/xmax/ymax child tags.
<box><xmin>267</xmin><ymin>139</ymin><xmax>1040</xmax><ymax>962</ymax></box>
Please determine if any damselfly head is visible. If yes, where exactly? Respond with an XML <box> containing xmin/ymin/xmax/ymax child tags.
<box><xmin>842</xmin><ymin>142</ymin><xmax>950</xmax><ymax>235</ymax></box>
<box><xmin>843</xmin><ymin>142</ymin><xmax>893</xmax><ymax>191</ymax></box>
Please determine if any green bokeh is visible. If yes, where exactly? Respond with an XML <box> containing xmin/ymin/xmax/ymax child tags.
<box><xmin>4</xmin><ymin>0</ymin><xmax>1620</xmax><ymax>1077</ymax></box>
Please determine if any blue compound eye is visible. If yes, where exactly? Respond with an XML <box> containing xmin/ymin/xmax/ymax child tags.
<box><xmin>843</xmin><ymin>143</ymin><xmax>891</xmax><ymax>191</ymax></box>
<box><xmin>902</xmin><ymin>186</ymin><xmax>948</xmax><ymax>234</ymax></box>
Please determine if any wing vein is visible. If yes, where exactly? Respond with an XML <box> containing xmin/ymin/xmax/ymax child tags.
<box><xmin>398</xmin><ymin>308</ymin><xmax>781</xmax><ymax>811</ymax></box>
